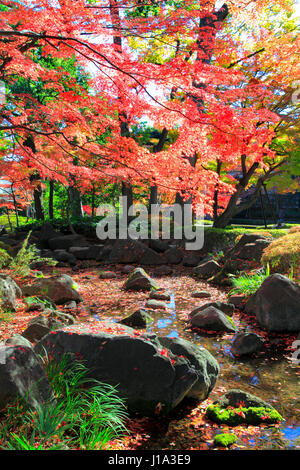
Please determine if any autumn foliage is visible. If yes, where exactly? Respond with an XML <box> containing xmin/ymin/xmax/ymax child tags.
<box><xmin>0</xmin><ymin>0</ymin><xmax>299</xmax><ymax>216</ymax></box>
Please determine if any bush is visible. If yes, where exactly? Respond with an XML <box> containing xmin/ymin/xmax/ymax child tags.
<box><xmin>0</xmin><ymin>354</ymin><xmax>128</xmax><ymax>450</ymax></box>
<box><xmin>261</xmin><ymin>232</ymin><xmax>300</xmax><ymax>274</ymax></box>
<box><xmin>288</xmin><ymin>225</ymin><xmax>300</xmax><ymax>234</ymax></box>
<box><xmin>206</xmin><ymin>403</ymin><xmax>283</xmax><ymax>426</ymax></box>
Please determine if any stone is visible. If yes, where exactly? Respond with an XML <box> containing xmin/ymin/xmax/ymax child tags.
<box><xmin>191</xmin><ymin>291</ymin><xmax>212</xmax><ymax>299</ymax></box>
<box><xmin>191</xmin><ymin>306</ymin><xmax>236</xmax><ymax>333</ymax></box>
<box><xmin>149</xmin><ymin>239</ymin><xmax>170</xmax><ymax>253</ymax></box>
<box><xmin>164</xmin><ymin>247</ymin><xmax>183</xmax><ymax>265</ymax></box>
<box><xmin>69</xmin><ymin>245</ymin><xmax>104</xmax><ymax>260</ymax></box>
<box><xmin>5</xmin><ymin>334</ymin><xmax>33</xmax><ymax>349</ymax></box>
<box><xmin>139</xmin><ymin>248</ymin><xmax>166</xmax><ymax>265</ymax></box>
<box><xmin>119</xmin><ymin>309</ymin><xmax>153</xmax><ymax>328</ymax></box>
<box><xmin>237</xmin><ymin>240</ymin><xmax>271</xmax><ymax>263</ymax></box>
<box><xmin>124</xmin><ymin>268</ymin><xmax>160</xmax><ymax>291</ymax></box>
<box><xmin>214</xmin><ymin>389</ymin><xmax>274</xmax><ymax>410</ymax></box>
<box><xmin>190</xmin><ymin>301</ymin><xmax>235</xmax><ymax>317</ymax></box>
<box><xmin>121</xmin><ymin>265</ymin><xmax>135</xmax><ymax>274</ymax></box>
<box><xmin>22</xmin><ymin>275</ymin><xmax>82</xmax><ymax>305</ymax></box>
<box><xmin>24</xmin><ymin>301</ymin><xmax>47</xmax><ymax>313</ymax></box>
<box><xmin>0</xmin><ymin>275</ymin><xmax>22</xmax><ymax>311</ymax></box>
<box><xmin>0</xmin><ymin>345</ymin><xmax>54</xmax><ymax>410</ymax></box>
<box><xmin>145</xmin><ymin>299</ymin><xmax>169</xmax><ymax>310</ymax></box>
<box><xmin>99</xmin><ymin>271</ymin><xmax>117</xmax><ymax>279</ymax></box>
<box><xmin>182</xmin><ymin>253</ymin><xmax>204</xmax><ymax>267</ymax></box>
<box><xmin>38</xmin><ymin>223</ymin><xmax>61</xmax><ymax>247</ymax></box>
<box><xmin>228</xmin><ymin>295</ymin><xmax>245</xmax><ymax>308</ymax></box>
<box><xmin>109</xmin><ymin>239</ymin><xmax>147</xmax><ymax>264</ymax></box>
<box><xmin>53</xmin><ymin>249</ymin><xmax>77</xmax><ymax>265</ymax></box>
<box><xmin>231</xmin><ymin>332</ymin><xmax>265</xmax><ymax>356</ymax></box>
<box><xmin>48</xmin><ymin>235</ymin><xmax>89</xmax><ymax>250</ymax></box>
<box><xmin>22</xmin><ymin>309</ymin><xmax>75</xmax><ymax>342</ymax></box>
<box><xmin>192</xmin><ymin>260</ymin><xmax>221</xmax><ymax>279</ymax></box>
<box><xmin>158</xmin><ymin>336</ymin><xmax>220</xmax><ymax>401</ymax></box>
<box><xmin>149</xmin><ymin>290</ymin><xmax>171</xmax><ymax>301</ymax></box>
<box><xmin>153</xmin><ymin>265</ymin><xmax>173</xmax><ymax>276</ymax></box>
<box><xmin>63</xmin><ymin>300</ymin><xmax>77</xmax><ymax>309</ymax></box>
<box><xmin>245</xmin><ymin>274</ymin><xmax>300</xmax><ymax>331</ymax></box>
<box><xmin>35</xmin><ymin>321</ymin><xmax>219</xmax><ymax>415</ymax></box>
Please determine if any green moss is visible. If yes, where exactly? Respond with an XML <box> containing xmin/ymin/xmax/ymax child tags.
<box><xmin>206</xmin><ymin>403</ymin><xmax>283</xmax><ymax>426</ymax></box>
<box><xmin>214</xmin><ymin>433</ymin><xmax>237</xmax><ymax>447</ymax></box>
<box><xmin>226</xmin><ymin>315</ymin><xmax>236</xmax><ymax>329</ymax></box>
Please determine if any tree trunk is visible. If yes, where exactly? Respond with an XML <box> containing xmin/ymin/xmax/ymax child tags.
<box><xmin>49</xmin><ymin>179</ymin><xmax>54</xmax><ymax>220</ymax></box>
<box><xmin>34</xmin><ymin>187</ymin><xmax>44</xmax><ymax>220</ymax></box>
<box><xmin>68</xmin><ymin>185</ymin><xmax>83</xmax><ymax>219</ymax></box>
<box><xmin>23</xmin><ymin>135</ymin><xmax>45</xmax><ymax>221</ymax></box>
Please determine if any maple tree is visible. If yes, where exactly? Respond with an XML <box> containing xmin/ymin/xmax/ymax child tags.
<box><xmin>0</xmin><ymin>0</ymin><xmax>298</xmax><ymax>224</ymax></box>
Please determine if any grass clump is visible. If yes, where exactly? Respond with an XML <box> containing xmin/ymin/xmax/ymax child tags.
<box><xmin>0</xmin><ymin>354</ymin><xmax>128</xmax><ymax>450</ymax></box>
<box><xmin>206</xmin><ymin>403</ymin><xmax>283</xmax><ymax>426</ymax></box>
<box><xmin>229</xmin><ymin>265</ymin><xmax>270</xmax><ymax>297</ymax></box>
<box><xmin>214</xmin><ymin>433</ymin><xmax>237</xmax><ymax>447</ymax></box>
<box><xmin>9</xmin><ymin>232</ymin><xmax>57</xmax><ymax>278</ymax></box>
<box><xmin>261</xmin><ymin>231</ymin><xmax>300</xmax><ymax>274</ymax></box>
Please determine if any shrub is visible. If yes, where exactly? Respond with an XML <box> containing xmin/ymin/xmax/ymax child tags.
<box><xmin>206</xmin><ymin>403</ymin><xmax>283</xmax><ymax>426</ymax></box>
<box><xmin>229</xmin><ymin>265</ymin><xmax>270</xmax><ymax>297</ymax></box>
<box><xmin>0</xmin><ymin>248</ymin><xmax>11</xmax><ymax>268</ymax></box>
<box><xmin>214</xmin><ymin>433</ymin><xmax>237</xmax><ymax>447</ymax></box>
<box><xmin>288</xmin><ymin>226</ymin><xmax>300</xmax><ymax>234</ymax></box>
<box><xmin>0</xmin><ymin>354</ymin><xmax>128</xmax><ymax>450</ymax></box>
<box><xmin>9</xmin><ymin>232</ymin><xmax>57</xmax><ymax>277</ymax></box>
<box><xmin>261</xmin><ymin>232</ymin><xmax>300</xmax><ymax>274</ymax></box>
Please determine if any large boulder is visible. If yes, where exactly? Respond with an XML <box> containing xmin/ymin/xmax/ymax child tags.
<box><xmin>109</xmin><ymin>239</ymin><xmax>147</xmax><ymax>264</ymax></box>
<box><xmin>5</xmin><ymin>334</ymin><xmax>33</xmax><ymax>349</ymax></box>
<box><xmin>0</xmin><ymin>275</ymin><xmax>22</xmax><ymax>311</ymax></box>
<box><xmin>158</xmin><ymin>337</ymin><xmax>220</xmax><ymax>401</ymax></box>
<box><xmin>237</xmin><ymin>240</ymin><xmax>271</xmax><ymax>263</ymax></box>
<box><xmin>35</xmin><ymin>321</ymin><xmax>219</xmax><ymax>415</ymax></box>
<box><xmin>22</xmin><ymin>274</ymin><xmax>82</xmax><ymax>305</ymax></box>
<box><xmin>149</xmin><ymin>239</ymin><xmax>170</xmax><ymax>253</ymax></box>
<box><xmin>245</xmin><ymin>274</ymin><xmax>300</xmax><ymax>331</ymax></box>
<box><xmin>140</xmin><ymin>248</ymin><xmax>166</xmax><ymax>265</ymax></box>
<box><xmin>124</xmin><ymin>268</ymin><xmax>160</xmax><ymax>291</ymax></box>
<box><xmin>0</xmin><ymin>345</ymin><xmax>54</xmax><ymax>410</ymax></box>
<box><xmin>191</xmin><ymin>306</ymin><xmax>236</xmax><ymax>333</ymax></box>
<box><xmin>53</xmin><ymin>249</ymin><xmax>77</xmax><ymax>266</ymax></box>
<box><xmin>48</xmin><ymin>235</ymin><xmax>89</xmax><ymax>250</ymax></box>
<box><xmin>164</xmin><ymin>247</ymin><xmax>183</xmax><ymax>265</ymax></box>
<box><xmin>69</xmin><ymin>245</ymin><xmax>104</xmax><ymax>260</ymax></box>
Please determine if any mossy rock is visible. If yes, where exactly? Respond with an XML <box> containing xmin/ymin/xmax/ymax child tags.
<box><xmin>206</xmin><ymin>403</ymin><xmax>283</xmax><ymax>426</ymax></box>
<box><xmin>214</xmin><ymin>433</ymin><xmax>237</xmax><ymax>447</ymax></box>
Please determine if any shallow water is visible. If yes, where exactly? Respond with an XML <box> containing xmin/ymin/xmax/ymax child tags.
<box><xmin>98</xmin><ymin>289</ymin><xmax>299</xmax><ymax>450</ymax></box>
